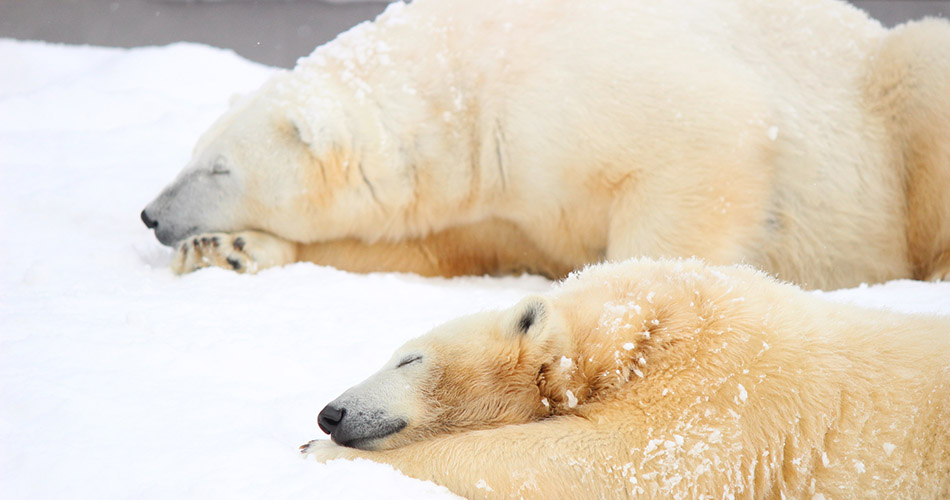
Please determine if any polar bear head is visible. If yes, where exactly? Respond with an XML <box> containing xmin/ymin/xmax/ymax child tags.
<box><xmin>141</xmin><ymin>72</ymin><xmax>412</xmax><ymax>247</ymax></box>
<box><xmin>314</xmin><ymin>295</ymin><xmax>594</xmax><ymax>451</ymax></box>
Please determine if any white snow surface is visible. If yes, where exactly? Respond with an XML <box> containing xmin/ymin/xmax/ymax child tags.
<box><xmin>0</xmin><ymin>39</ymin><xmax>948</xmax><ymax>500</ymax></box>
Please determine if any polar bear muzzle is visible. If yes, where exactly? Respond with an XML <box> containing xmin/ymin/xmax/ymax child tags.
<box><xmin>141</xmin><ymin>163</ymin><xmax>244</xmax><ymax>246</ymax></box>
<box><xmin>317</xmin><ymin>401</ymin><xmax>408</xmax><ymax>450</ymax></box>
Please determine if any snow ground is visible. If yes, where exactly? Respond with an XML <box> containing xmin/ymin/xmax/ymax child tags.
<box><xmin>0</xmin><ymin>39</ymin><xmax>947</xmax><ymax>500</ymax></box>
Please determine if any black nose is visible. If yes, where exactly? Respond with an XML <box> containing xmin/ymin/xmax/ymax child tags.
<box><xmin>140</xmin><ymin>209</ymin><xmax>158</xmax><ymax>229</ymax></box>
<box><xmin>318</xmin><ymin>404</ymin><xmax>346</xmax><ymax>435</ymax></box>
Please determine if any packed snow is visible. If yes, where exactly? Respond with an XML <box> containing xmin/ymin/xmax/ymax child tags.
<box><xmin>0</xmin><ymin>39</ymin><xmax>947</xmax><ymax>500</ymax></box>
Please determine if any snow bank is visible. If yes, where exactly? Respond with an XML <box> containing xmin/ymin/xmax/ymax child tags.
<box><xmin>0</xmin><ymin>39</ymin><xmax>946</xmax><ymax>500</ymax></box>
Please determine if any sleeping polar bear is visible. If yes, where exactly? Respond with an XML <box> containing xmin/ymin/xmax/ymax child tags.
<box><xmin>141</xmin><ymin>0</ymin><xmax>950</xmax><ymax>289</ymax></box>
<box><xmin>301</xmin><ymin>259</ymin><xmax>950</xmax><ymax>499</ymax></box>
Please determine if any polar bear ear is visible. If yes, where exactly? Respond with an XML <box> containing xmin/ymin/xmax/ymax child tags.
<box><xmin>510</xmin><ymin>296</ymin><xmax>554</xmax><ymax>340</ymax></box>
<box><xmin>287</xmin><ymin>109</ymin><xmax>316</xmax><ymax>147</ymax></box>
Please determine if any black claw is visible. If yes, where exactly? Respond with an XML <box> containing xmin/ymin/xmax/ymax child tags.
<box><xmin>233</xmin><ymin>237</ymin><xmax>245</xmax><ymax>251</ymax></box>
<box><xmin>192</xmin><ymin>238</ymin><xmax>200</xmax><ymax>247</ymax></box>
<box><xmin>201</xmin><ymin>237</ymin><xmax>211</xmax><ymax>245</ymax></box>
<box><xmin>226</xmin><ymin>257</ymin><xmax>241</xmax><ymax>270</ymax></box>
<box><xmin>211</xmin><ymin>236</ymin><xmax>220</xmax><ymax>246</ymax></box>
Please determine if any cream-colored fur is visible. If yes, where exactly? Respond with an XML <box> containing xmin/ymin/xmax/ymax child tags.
<box><xmin>302</xmin><ymin>259</ymin><xmax>950</xmax><ymax>499</ymax></box>
<box><xmin>143</xmin><ymin>0</ymin><xmax>950</xmax><ymax>289</ymax></box>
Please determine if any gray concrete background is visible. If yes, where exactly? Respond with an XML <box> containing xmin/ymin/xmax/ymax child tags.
<box><xmin>1</xmin><ymin>0</ymin><xmax>948</xmax><ymax>68</ymax></box>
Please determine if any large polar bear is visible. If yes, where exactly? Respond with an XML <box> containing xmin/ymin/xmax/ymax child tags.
<box><xmin>300</xmin><ymin>259</ymin><xmax>950</xmax><ymax>499</ymax></box>
<box><xmin>141</xmin><ymin>0</ymin><xmax>950</xmax><ymax>289</ymax></box>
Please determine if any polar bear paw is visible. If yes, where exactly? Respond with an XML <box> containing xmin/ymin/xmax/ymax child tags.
<box><xmin>171</xmin><ymin>231</ymin><xmax>296</xmax><ymax>275</ymax></box>
<box><xmin>298</xmin><ymin>439</ymin><xmax>355</xmax><ymax>462</ymax></box>
<box><xmin>298</xmin><ymin>439</ymin><xmax>324</xmax><ymax>455</ymax></box>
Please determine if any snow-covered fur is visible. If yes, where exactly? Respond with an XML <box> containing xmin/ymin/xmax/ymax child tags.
<box><xmin>302</xmin><ymin>259</ymin><xmax>950</xmax><ymax>499</ymax></box>
<box><xmin>141</xmin><ymin>0</ymin><xmax>950</xmax><ymax>289</ymax></box>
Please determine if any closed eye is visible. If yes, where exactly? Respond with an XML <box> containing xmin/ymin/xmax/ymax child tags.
<box><xmin>396</xmin><ymin>355</ymin><xmax>423</xmax><ymax>368</ymax></box>
<box><xmin>211</xmin><ymin>157</ymin><xmax>230</xmax><ymax>175</ymax></box>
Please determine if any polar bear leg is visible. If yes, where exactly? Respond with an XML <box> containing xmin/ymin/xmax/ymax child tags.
<box><xmin>172</xmin><ymin>234</ymin><xmax>453</xmax><ymax>277</ymax></box>
<box><xmin>171</xmin><ymin>230</ymin><xmax>298</xmax><ymax>275</ymax></box>
<box><xmin>296</xmin><ymin>218</ymin><xmax>574</xmax><ymax>278</ymax></box>
<box><xmin>300</xmin><ymin>418</ymin><xmax>628</xmax><ymax>500</ymax></box>
<box><xmin>870</xmin><ymin>20</ymin><xmax>950</xmax><ymax>282</ymax></box>
<box><xmin>171</xmin><ymin>219</ymin><xmax>573</xmax><ymax>278</ymax></box>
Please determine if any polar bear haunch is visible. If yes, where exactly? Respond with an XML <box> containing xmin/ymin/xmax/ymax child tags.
<box><xmin>141</xmin><ymin>0</ymin><xmax>950</xmax><ymax>289</ymax></box>
<box><xmin>302</xmin><ymin>259</ymin><xmax>950</xmax><ymax>499</ymax></box>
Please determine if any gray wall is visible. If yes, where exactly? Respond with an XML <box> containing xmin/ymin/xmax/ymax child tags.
<box><xmin>0</xmin><ymin>0</ymin><xmax>388</xmax><ymax>68</ymax></box>
<box><xmin>1</xmin><ymin>0</ymin><xmax>947</xmax><ymax>68</ymax></box>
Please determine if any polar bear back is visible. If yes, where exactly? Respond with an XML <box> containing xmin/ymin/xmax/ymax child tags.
<box><xmin>371</xmin><ymin>0</ymin><xmax>905</xmax><ymax>286</ymax></box>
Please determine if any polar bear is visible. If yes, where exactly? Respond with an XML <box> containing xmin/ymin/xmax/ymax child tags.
<box><xmin>140</xmin><ymin>0</ymin><xmax>950</xmax><ymax>289</ymax></box>
<box><xmin>300</xmin><ymin>259</ymin><xmax>950</xmax><ymax>499</ymax></box>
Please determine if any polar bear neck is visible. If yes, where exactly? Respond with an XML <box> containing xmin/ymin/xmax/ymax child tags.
<box><xmin>542</xmin><ymin>260</ymin><xmax>784</xmax><ymax>414</ymax></box>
